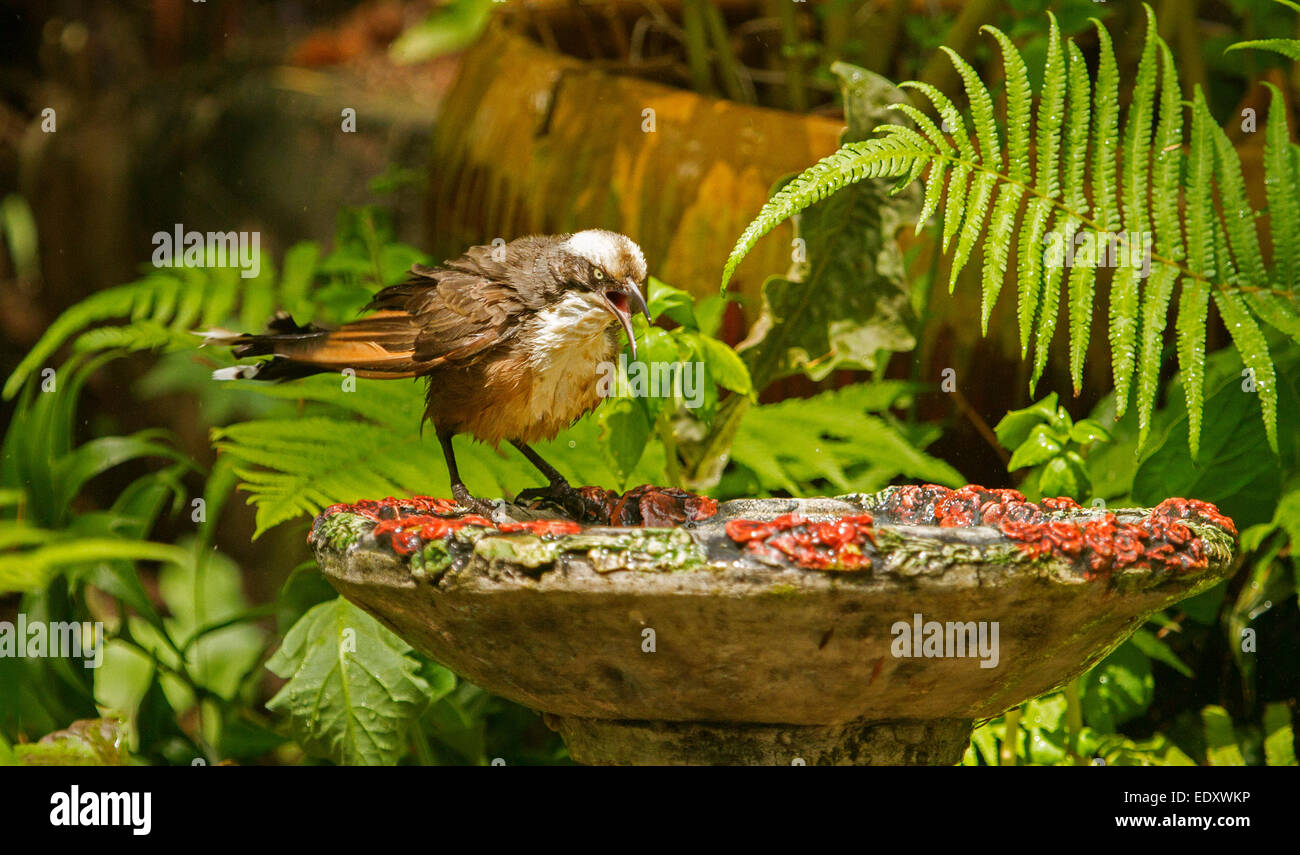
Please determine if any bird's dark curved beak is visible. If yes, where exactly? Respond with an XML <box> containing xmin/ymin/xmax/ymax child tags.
<box><xmin>626</xmin><ymin>279</ymin><xmax>650</xmax><ymax>324</ymax></box>
<box><xmin>603</xmin><ymin>280</ymin><xmax>651</xmax><ymax>360</ymax></box>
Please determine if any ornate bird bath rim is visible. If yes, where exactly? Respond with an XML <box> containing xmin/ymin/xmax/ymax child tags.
<box><xmin>309</xmin><ymin>484</ymin><xmax>1238</xmax><ymax>765</ymax></box>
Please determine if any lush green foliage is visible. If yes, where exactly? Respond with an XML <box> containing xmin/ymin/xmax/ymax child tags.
<box><xmin>723</xmin><ymin>5</ymin><xmax>1300</xmax><ymax>457</ymax></box>
<box><xmin>995</xmin><ymin>393</ymin><xmax>1109</xmax><ymax>500</ymax></box>
<box><xmin>4</xmin><ymin>3</ymin><xmax>1298</xmax><ymax>766</ymax></box>
<box><xmin>972</xmin><ymin>334</ymin><xmax>1300</xmax><ymax>764</ymax></box>
<box><xmin>1</xmin><ymin>353</ymin><xmax>192</xmax><ymax>595</ymax></box>
<box><xmin>1</xmin><ymin>200</ymin><xmax>961</xmax><ymax>765</ymax></box>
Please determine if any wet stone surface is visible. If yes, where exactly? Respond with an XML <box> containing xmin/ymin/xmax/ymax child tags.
<box><xmin>309</xmin><ymin>484</ymin><xmax>1239</xmax><ymax>761</ymax></box>
<box><xmin>310</xmin><ymin>484</ymin><xmax>1237</xmax><ymax>584</ymax></box>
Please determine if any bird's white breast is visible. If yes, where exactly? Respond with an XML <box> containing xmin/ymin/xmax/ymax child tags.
<box><xmin>519</xmin><ymin>291</ymin><xmax>616</xmax><ymax>433</ymax></box>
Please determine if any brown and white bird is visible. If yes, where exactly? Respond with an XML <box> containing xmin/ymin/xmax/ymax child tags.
<box><xmin>209</xmin><ymin>230</ymin><xmax>650</xmax><ymax>513</ymax></box>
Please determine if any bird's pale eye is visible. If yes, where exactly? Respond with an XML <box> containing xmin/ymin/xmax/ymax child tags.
<box><xmin>593</xmin><ymin>269</ymin><xmax>605</xmax><ymax>281</ymax></box>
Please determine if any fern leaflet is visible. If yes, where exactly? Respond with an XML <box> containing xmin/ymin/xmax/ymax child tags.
<box><xmin>720</xmin><ymin>4</ymin><xmax>1300</xmax><ymax>455</ymax></box>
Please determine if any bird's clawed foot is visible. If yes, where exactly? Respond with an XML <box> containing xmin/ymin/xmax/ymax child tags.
<box><xmin>451</xmin><ymin>483</ymin><xmax>498</xmax><ymax>518</ymax></box>
<box><xmin>514</xmin><ymin>481</ymin><xmax>588</xmax><ymax>518</ymax></box>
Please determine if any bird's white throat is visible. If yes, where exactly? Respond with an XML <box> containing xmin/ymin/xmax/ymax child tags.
<box><xmin>529</xmin><ymin>291</ymin><xmax>615</xmax><ymax>362</ymax></box>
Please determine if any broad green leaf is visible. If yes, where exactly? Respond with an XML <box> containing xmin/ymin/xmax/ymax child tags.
<box><xmin>1007</xmin><ymin>424</ymin><xmax>1063</xmax><ymax>471</ymax></box>
<box><xmin>596</xmin><ymin>397</ymin><xmax>653</xmax><ymax>488</ymax></box>
<box><xmin>1131</xmin><ymin>352</ymin><xmax>1294</xmax><ymax>531</ymax></box>
<box><xmin>13</xmin><ymin>718</ymin><xmax>129</xmax><ymax>766</ymax></box>
<box><xmin>738</xmin><ymin>66</ymin><xmax>920</xmax><ymax>387</ymax></box>
<box><xmin>1038</xmin><ymin>451</ymin><xmax>1089</xmax><ymax>501</ymax></box>
<box><xmin>993</xmin><ymin>393</ymin><xmax>1058</xmax><ymax>450</ymax></box>
<box><xmin>266</xmin><ymin>597</ymin><xmax>432</xmax><ymax>766</ymax></box>
<box><xmin>1263</xmin><ymin>703</ymin><xmax>1297</xmax><ymax>766</ymax></box>
<box><xmin>690</xmin><ymin>334</ymin><xmax>753</xmax><ymax>397</ymax></box>
<box><xmin>1201</xmin><ymin>705</ymin><xmax>1246</xmax><ymax>766</ymax></box>
<box><xmin>645</xmin><ymin>277</ymin><xmax>698</xmax><ymax>328</ymax></box>
<box><xmin>388</xmin><ymin>0</ymin><xmax>495</xmax><ymax>64</ymax></box>
<box><xmin>1069</xmin><ymin>418</ymin><xmax>1111</xmax><ymax>445</ymax></box>
<box><xmin>1081</xmin><ymin>641</ymin><xmax>1154</xmax><ymax>732</ymax></box>
<box><xmin>1128</xmin><ymin>628</ymin><xmax>1193</xmax><ymax>679</ymax></box>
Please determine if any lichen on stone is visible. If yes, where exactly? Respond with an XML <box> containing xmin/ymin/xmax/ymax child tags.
<box><xmin>871</xmin><ymin>527</ymin><xmax>1034</xmax><ymax>577</ymax></box>
<box><xmin>312</xmin><ymin>511</ymin><xmax>373</xmax><ymax>553</ymax></box>
<box><xmin>474</xmin><ymin>528</ymin><xmax>706</xmax><ymax>573</ymax></box>
<box><xmin>587</xmin><ymin>528</ymin><xmax>706</xmax><ymax>573</ymax></box>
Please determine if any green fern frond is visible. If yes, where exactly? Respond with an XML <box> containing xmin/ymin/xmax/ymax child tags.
<box><xmin>1205</xmin><ymin>105</ymin><xmax>1269</xmax><ymax>290</ymax></box>
<box><xmin>1265</xmin><ymin>83</ymin><xmax>1300</xmax><ymax>289</ymax></box>
<box><xmin>1020</xmin><ymin>22</ymin><xmax>1067</xmax><ymax>365</ymax></box>
<box><xmin>719</xmin><ymin>139</ymin><xmax>927</xmax><ymax>291</ymax></box>
<box><xmin>1062</xmin><ymin>43</ymin><xmax>1092</xmax><ymax>217</ymax></box>
<box><xmin>983</xmin><ymin>26</ymin><xmax>1031</xmax><ymax>182</ymax></box>
<box><xmin>1017</xmin><ymin>199</ymin><xmax>1052</xmax><ymax>353</ymax></box>
<box><xmin>942</xmin><ymin>46</ymin><xmax>1002</xmax><ymax>172</ymax></box>
<box><xmin>888</xmin><ymin>103</ymin><xmax>952</xmax><ymax>230</ymax></box>
<box><xmin>73</xmin><ymin>321</ymin><xmax>200</xmax><ymax>354</ymax></box>
<box><xmin>1227</xmin><ymin>39</ymin><xmax>1300</xmax><ymax>62</ymax></box>
<box><xmin>211</xmin><ymin>376</ymin><xmax>659</xmax><ymax>536</ymax></box>
<box><xmin>1045</xmin><ymin>41</ymin><xmax>1093</xmax><ymax>396</ymax></box>
<box><xmin>1110</xmin><ymin>8</ymin><xmax>1161</xmax><ymax>420</ymax></box>
<box><xmin>949</xmin><ymin>172</ymin><xmax>997</xmax><ymax>293</ymax></box>
<box><xmin>1134</xmin><ymin>41</ymin><xmax>1186</xmax><ymax>447</ymax></box>
<box><xmin>1034</xmin><ymin>15</ymin><xmax>1066</xmax><ymax>202</ymax></box>
<box><xmin>1091</xmin><ymin>18</ymin><xmax>1122</xmax><ymax>233</ymax></box>
<box><xmin>729</xmin><ymin>382</ymin><xmax>963</xmax><ymax>495</ymax></box>
<box><xmin>940</xmin><ymin>164</ymin><xmax>971</xmax><ymax>254</ymax></box>
<box><xmin>1108</xmin><ymin>265</ymin><xmax>1142</xmax><ymax>417</ymax></box>
<box><xmin>5</xmin><ymin>271</ymin><xmax>207</xmax><ymax>399</ymax></box>
<box><xmin>3</xmin><ymin>247</ymin><xmax>317</xmax><ymax>400</ymax></box>
<box><xmin>979</xmin><ymin>184</ymin><xmax>1025</xmax><ymax>333</ymax></box>
<box><xmin>1176</xmin><ymin>279</ymin><xmax>1210</xmax><ymax>457</ymax></box>
<box><xmin>1214</xmin><ymin>291</ymin><xmax>1279</xmax><ymax>453</ymax></box>
<box><xmin>721</xmin><ymin>4</ymin><xmax>1300</xmax><ymax>455</ymax></box>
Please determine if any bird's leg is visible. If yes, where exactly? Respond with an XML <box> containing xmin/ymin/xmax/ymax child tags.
<box><xmin>511</xmin><ymin>441</ymin><xmax>587</xmax><ymax>516</ymax></box>
<box><xmin>511</xmin><ymin>441</ymin><xmax>571</xmax><ymax>488</ymax></box>
<box><xmin>438</xmin><ymin>431</ymin><xmax>497</xmax><ymax>516</ymax></box>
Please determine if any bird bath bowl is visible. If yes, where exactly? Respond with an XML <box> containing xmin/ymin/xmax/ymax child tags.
<box><xmin>308</xmin><ymin>485</ymin><xmax>1238</xmax><ymax>765</ymax></box>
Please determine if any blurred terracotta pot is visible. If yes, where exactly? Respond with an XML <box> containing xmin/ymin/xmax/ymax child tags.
<box><xmin>425</xmin><ymin>12</ymin><xmax>844</xmax><ymax>304</ymax></box>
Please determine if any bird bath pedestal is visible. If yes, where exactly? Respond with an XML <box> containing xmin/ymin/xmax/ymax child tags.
<box><xmin>309</xmin><ymin>485</ymin><xmax>1238</xmax><ymax>765</ymax></box>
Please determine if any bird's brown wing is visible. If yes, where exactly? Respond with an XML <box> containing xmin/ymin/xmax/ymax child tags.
<box><xmin>365</xmin><ymin>250</ymin><xmax>528</xmax><ymax>367</ymax></box>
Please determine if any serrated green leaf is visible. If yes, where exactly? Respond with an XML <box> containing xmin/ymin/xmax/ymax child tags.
<box><xmin>1018</xmin><ymin>199</ymin><xmax>1053</xmax><ymax>354</ymax></box>
<box><xmin>1226</xmin><ymin>39</ymin><xmax>1300</xmax><ymax>62</ymax></box>
<box><xmin>1213</xmin><ymin>290</ymin><xmax>1279</xmax><ymax>453</ymax></box>
<box><xmin>1091</xmin><ymin>17</ymin><xmax>1122</xmax><ymax>232</ymax></box>
<box><xmin>983</xmin><ymin>25</ymin><xmax>1032</xmax><ymax>182</ymax></box>
<box><xmin>1264</xmin><ymin>83</ymin><xmax>1300</xmax><ymax>289</ymax></box>
<box><xmin>596</xmin><ymin>397</ymin><xmax>652</xmax><ymax>488</ymax></box>
<box><xmin>1135</xmin><ymin>266</ymin><xmax>1177</xmax><ymax>448</ymax></box>
<box><xmin>942</xmin><ymin>46</ymin><xmax>1002</xmax><ymax>172</ymax></box>
<box><xmin>1108</xmin><ymin>264</ymin><xmax>1142</xmax><ymax>417</ymax></box>
<box><xmin>979</xmin><ymin>184</ymin><xmax>1025</xmax><ymax>332</ymax></box>
<box><xmin>266</xmin><ymin>597</ymin><xmax>432</xmax><ymax>766</ymax></box>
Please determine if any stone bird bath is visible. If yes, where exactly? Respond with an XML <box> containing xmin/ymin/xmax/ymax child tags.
<box><xmin>308</xmin><ymin>484</ymin><xmax>1238</xmax><ymax>765</ymax></box>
